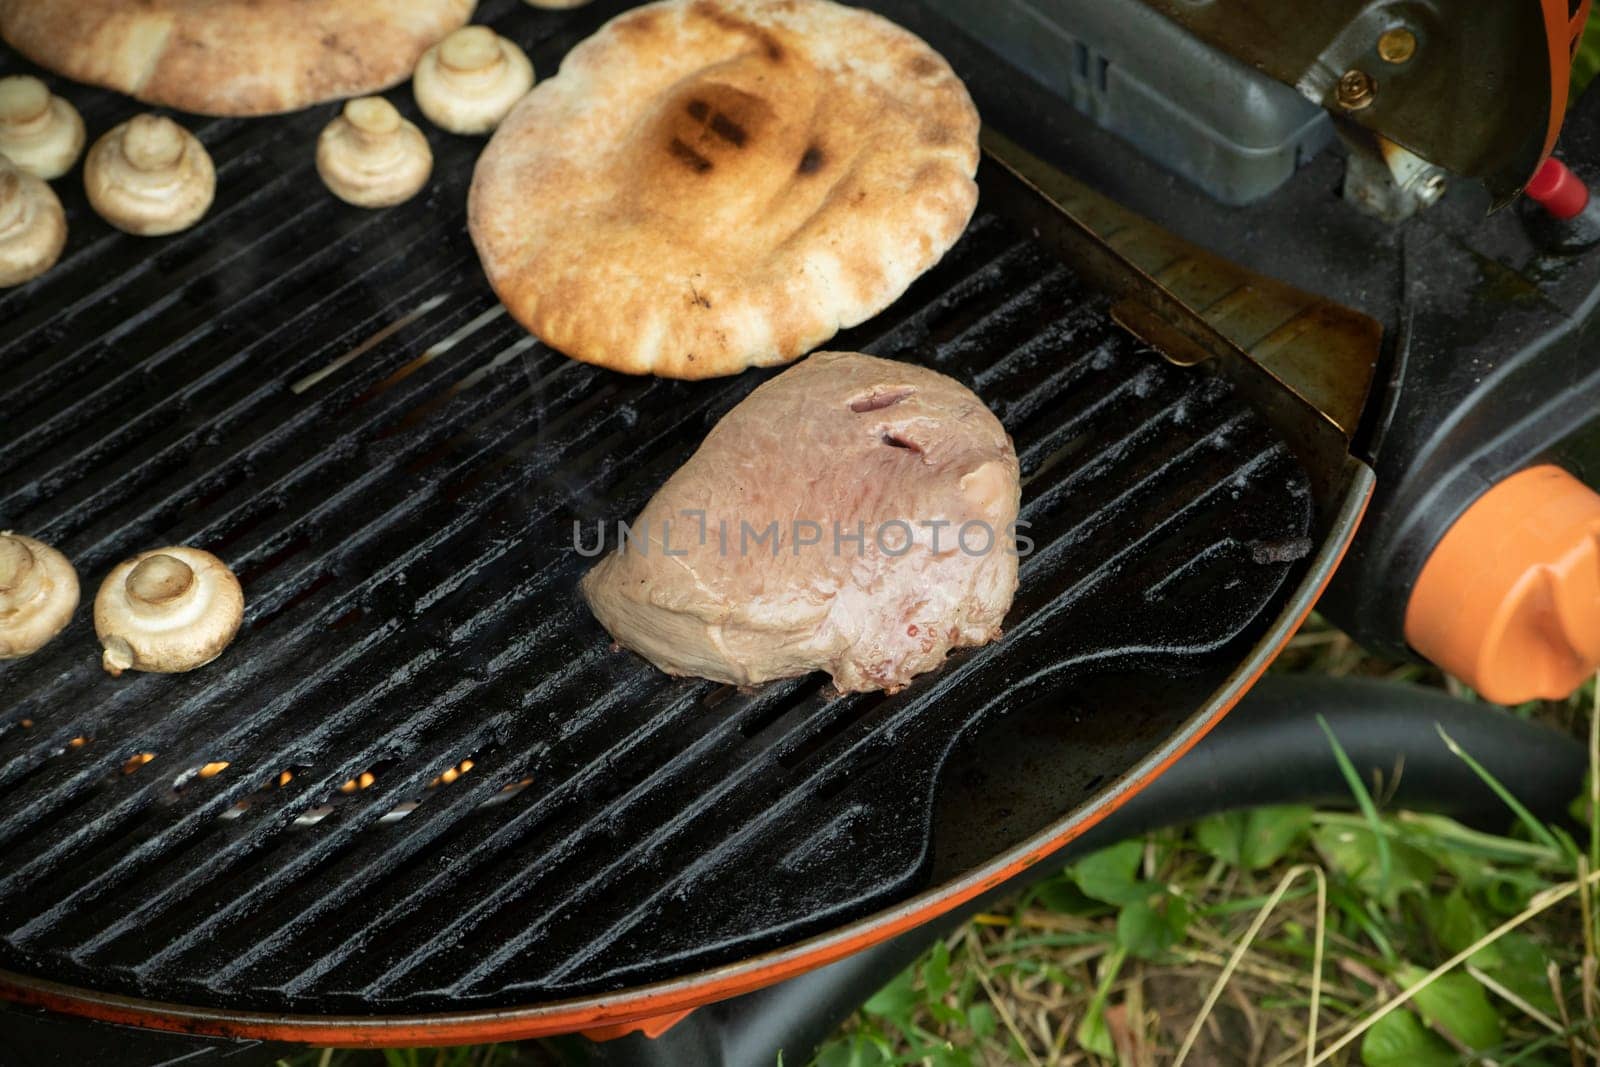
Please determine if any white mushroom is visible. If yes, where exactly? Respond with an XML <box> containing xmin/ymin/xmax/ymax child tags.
<box><xmin>316</xmin><ymin>97</ymin><xmax>433</xmax><ymax>208</ymax></box>
<box><xmin>0</xmin><ymin>532</ymin><xmax>79</xmax><ymax>660</ymax></box>
<box><xmin>84</xmin><ymin>114</ymin><xmax>215</xmax><ymax>236</ymax></box>
<box><xmin>95</xmin><ymin>547</ymin><xmax>244</xmax><ymax>676</ymax></box>
<box><xmin>0</xmin><ymin>157</ymin><xmax>66</xmax><ymax>288</ymax></box>
<box><xmin>0</xmin><ymin>75</ymin><xmax>85</xmax><ymax>180</ymax></box>
<box><xmin>413</xmin><ymin>26</ymin><xmax>535</xmax><ymax>135</ymax></box>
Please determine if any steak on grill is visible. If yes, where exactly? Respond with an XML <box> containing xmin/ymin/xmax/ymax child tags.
<box><xmin>580</xmin><ymin>351</ymin><xmax>1021</xmax><ymax>692</ymax></box>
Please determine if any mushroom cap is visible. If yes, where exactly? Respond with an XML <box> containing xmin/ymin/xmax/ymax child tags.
<box><xmin>94</xmin><ymin>546</ymin><xmax>244</xmax><ymax>676</ymax></box>
<box><xmin>414</xmin><ymin>26</ymin><xmax>534</xmax><ymax>135</ymax></box>
<box><xmin>0</xmin><ymin>75</ymin><xmax>85</xmax><ymax>180</ymax></box>
<box><xmin>316</xmin><ymin>96</ymin><xmax>433</xmax><ymax>208</ymax></box>
<box><xmin>84</xmin><ymin>114</ymin><xmax>216</xmax><ymax>236</ymax></box>
<box><xmin>0</xmin><ymin>531</ymin><xmax>80</xmax><ymax>660</ymax></box>
<box><xmin>0</xmin><ymin>157</ymin><xmax>67</xmax><ymax>287</ymax></box>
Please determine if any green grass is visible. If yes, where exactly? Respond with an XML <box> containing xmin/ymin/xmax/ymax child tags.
<box><xmin>283</xmin><ymin>25</ymin><xmax>1600</xmax><ymax>1067</ymax></box>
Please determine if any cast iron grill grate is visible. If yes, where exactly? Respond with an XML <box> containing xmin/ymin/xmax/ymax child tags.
<box><xmin>0</xmin><ymin>0</ymin><xmax>1313</xmax><ymax>1014</ymax></box>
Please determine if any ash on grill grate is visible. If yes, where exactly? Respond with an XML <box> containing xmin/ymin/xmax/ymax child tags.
<box><xmin>0</xmin><ymin>0</ymin><xmax>1312</xmax><ymax>1014</ymax></box>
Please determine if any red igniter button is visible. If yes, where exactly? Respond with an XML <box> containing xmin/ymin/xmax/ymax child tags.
<box><xmin>1526</xmin><ymin>158</ymin><xmax>1591</xmax><ymax>220</ymax></box>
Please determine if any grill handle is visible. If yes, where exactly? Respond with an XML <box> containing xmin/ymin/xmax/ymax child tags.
<box><xmin>572</xmin><ymin>674</ymin><xmax>1587</xmax><ymax>1067</ymax></box>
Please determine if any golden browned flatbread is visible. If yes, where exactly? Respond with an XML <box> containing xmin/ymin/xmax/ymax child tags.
<box><xmin>469</xmin><ymin>0</ymin><xmax>980</xmax><ymax>379</ymax></box>
<box><xmin>0</xmin><ymin>0</ymin><xmax>477</xmax><ymax>116</ymax></box>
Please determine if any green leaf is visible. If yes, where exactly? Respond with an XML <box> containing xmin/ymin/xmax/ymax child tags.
<box><xmin>1424</xmin><ymin>886</ymin><xmax>1486</xmax><ymax>956</ymax></box>
<box><xmin>1478</xmin><ymin>867</ymin><xmax>1550</xmax><ymax>916</ymax></box>
<box><xmin>1398</xmin><ymin>966</ymin><xmax>1503</xmax><ymax>1051</ymax></box>
<box><xmin>1071</xmin><ymin>840</ymin><xmax>1146</xmax><ymax>905</ymax></box>
<box><xmin>1028</xmin><ymin>875</ymin><xmax>1100</xmax><ymax>915</ymax></box>
<box><xmin>1480</xmin><ymin>933</ymin><xmax>1558</xmax><ymax>1014</ymax></box>
<box><xmin>1116</xmin><ymin>893</ymin><xmax>1191</xmax><ymax>960</ymax></box>
<box><xmin>966</xmin><ymin>1003</ymin><xmax>996</xmax><ymax>1040</ymax></box>
<box><xmin>1312</xmin><ymin>824</ymin><xmax>1436</xmax><ymax>907</ymax></box>
<box><xmin>863</xmin><ymin>968</ymin><xmax>917</xmax><ymax>1021</ymax></box>
<box><xmin>1075</xmin><ymin>1006</ymin><xmax>1113</xmax><ymax>1058</ymax></box>
<box><xmin>1194</xmin><ymin>806</ymin><xmax>1313</xmax><ymax>871</ymax></box>
<box><xmin>814</xmin><ymin>1034</ymin><xmax>889</xmax><ymax>1067</ymax></box>
<box><xmin>923</xmin><ymin>940</ymin><xmax>952</xmax><ymax>1001</ymax></box>
<box><xmin>1360</xmin><ymin>1009</ymin><xmax>1458</xmax><ymax>1067</ymax></box>
<box><xmin>927</xmin><ymin>1045</ymin><xmax>973</xmax><ymax>1067</ymax></box>
<box><xmin>1074</xmin><ymin>947</ymin><xmax>1125</xmax><ymax>1058</ymax></box>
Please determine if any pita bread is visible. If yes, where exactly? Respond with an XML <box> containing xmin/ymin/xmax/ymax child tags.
<box><xmin>0</xmin><ymin>0</ymin><xmax>476</xmax><ymax>116</ymax></box>
<box><xmin>469</xmin><ymin>0</ymin><xmax>980</xmax><ymax>379</ymax></box>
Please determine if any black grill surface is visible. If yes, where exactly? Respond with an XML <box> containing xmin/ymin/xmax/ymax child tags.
<box><xmin>0</xmin><ymin>0</ymin><xmax>1314</xmax><ymax>1013</ymax></box>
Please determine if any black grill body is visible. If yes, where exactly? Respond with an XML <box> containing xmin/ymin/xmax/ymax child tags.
<box><xmin>0</xmin><ymin>0</ymin><xmax>1337</xmax><ymax>1024</ymax></box>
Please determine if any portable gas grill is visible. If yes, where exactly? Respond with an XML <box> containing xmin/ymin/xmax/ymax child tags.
<box><xmin>2</xmin><ymin>1</ymin><xmax>1599</xmax><ymax>1064</ymax></box>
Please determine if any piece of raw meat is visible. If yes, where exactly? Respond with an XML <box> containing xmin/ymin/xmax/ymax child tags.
<box><xmin>580</xmin><ymin>351</ymin><xmax>1021</xmax><ymax>693</ymax></box>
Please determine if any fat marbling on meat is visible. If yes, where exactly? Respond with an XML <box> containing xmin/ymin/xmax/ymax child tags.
<box><xmin>580</xmin><ymin>351</ymin><xmax>1021</xmax><ymax>693</ymax></box>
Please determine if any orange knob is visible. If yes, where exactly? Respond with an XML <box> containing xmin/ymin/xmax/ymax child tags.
<box><xmin>1405</xmin><ymin>466</ymin><xmax>1600</xmax><ymax>705</ymax></box>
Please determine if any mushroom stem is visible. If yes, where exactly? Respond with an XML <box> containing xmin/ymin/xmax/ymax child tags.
<box><xmin>102</xmin><ymin>638</ymin><xmax>134</xmax><ymax>678</ymax></box>
<box><xmin>122</xmin><ymin>115</ymin><xmax>187</xmax><ymax>172</ymax></box>
<box><xmin>0</xmin><ymin>76</ymin><xmax>50</xmax><ymax>132</ymax></box>
<box><xmin>127</xmin><ymin>552</ymin><xmax>195</xmax><ymax>605</ymax></box>
<box><xmin>344</xmin><ymin>97</ymin><xmax>404</xmax><ymax>146</ymax></box>
<box><xmin>337</xmin><ymin>99</ymin><xmax>413</xmax><ymax>174</ymax></box>
<box><xmin>439</xmin><ymin>26</ymin><xmax>508</xmax><ymax>84</ymax></box>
